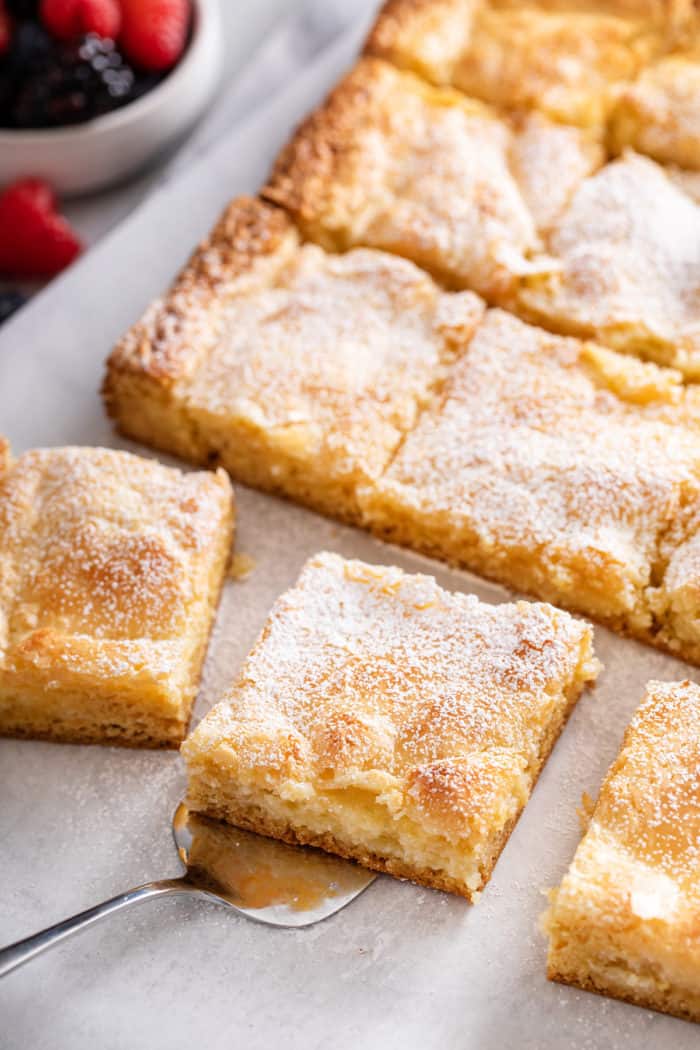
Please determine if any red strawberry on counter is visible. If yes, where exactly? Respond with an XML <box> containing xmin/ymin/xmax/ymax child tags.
<box><xmin>120</xmin><ymin>0</ymin><xmax>190</xmax><ymax>71</ymax></box>
<box><xmin>0</xmin><ymin>178</ymin><xmax>83</xmax><ymax>278</ymax></box>
<box><xmin>40</xmin><ymin>0</ymin><xmax>121</xmax><ymax>42</ymax></box>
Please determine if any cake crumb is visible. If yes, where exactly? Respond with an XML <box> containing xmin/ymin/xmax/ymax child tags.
<box><xmin>229</xmin><ymin>553</ymin><xmax>256</xmax><ymax>581</ymax></box>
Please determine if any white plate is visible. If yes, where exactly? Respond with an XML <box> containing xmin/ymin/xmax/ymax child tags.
<box><xmin>0</xmin><ymin>0</ymin><xmax>223</xmax><ymax>196</ymax></box>
<box><xmin>0</xmin><ymin>18</ymin><xmax>697</xmax><ymax>1050</ymax></box>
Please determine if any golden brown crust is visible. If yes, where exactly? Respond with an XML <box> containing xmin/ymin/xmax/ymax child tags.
<box><xmin>187</xmin><ymin>665</ymin><xmax>584</xmax><ymax>899</ymax></box>
<box><xmin>0</xmin><ymin>437</ymin><xmax>10</xmax><ymax>479</ymax></box>
<box><xmin>0</xmin><ymin>721</ymin><xmax>184</xmax><ymax>750</ymax></box>
<box><xmin>264</xmin><ymin>58</ymin><xmax>422</xmax><ymax>252</ymax></box>
<box><xmin>104</xmin><ymin>195</ymin><xmax>298</xmax><ymax>389</ymax></box>
<box><xmin>366</xmin><ymin>0</ymin><xmax>478</xmax><ymax>87</ymax></box>
<box><xmin>548</xmin><ymin>968</ymin><xmax>700</xmax><ymax>1025</ymax></box>
<box><xmin>105</xmin><ymin>193</ymin><xmax>487</xmax><ymax>525</ymax></box>
<box><xmin>0</xmin><ymin>442</ymin><xmax>235</xmax><ymax>748</ymax></box>
<box><xmin>264</xmin><ymin>57</ymin><xmax>600</xmax><ymax>302</ymax></box>
<box><xmin>609</xmin><ymin>48</ymin><xmax>700</xmax><ymax>169</ymax></box>
<box><xmin>545</xmin><ymin>680</ymin><xmax>700</xmax><ymax>1023</ymax></box>
<box><xmin>183</xmin><ymin>552</ymin><xmax>598</xmax><ymax>900</ymax></box>
<box><xmin>366</xmin><ymin>0</ymin><xmax>694</xmax><ymax>128</ymax></box>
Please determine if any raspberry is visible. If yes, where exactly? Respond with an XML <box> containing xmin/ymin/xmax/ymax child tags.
<box><xmin>40</xmin><ymin>0</ymin><xmax>121</xmax><ymax>41</ymax></box>
<box><xmin>120</xmin><ymin>0</ymin><xmax>190</xmax><ymax>72</ymax></box>
<box><xmin>0</xmin><ymin>178</ymin><xmax>83</xmax><ymax>278</ymax></box>
<box><xmin>9</xmin><ymin>176</ymin><xmax>55</xmax><ymax>213</ymax></box>
<box><xmin>0</xmin><ymin>4</ymin><xmax>11</xmax><ymax>56</ymax></box>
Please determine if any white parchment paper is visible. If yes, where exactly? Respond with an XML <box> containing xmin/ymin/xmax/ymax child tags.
<box><xmin>0</xmin><ymin>17</ymin><xmax>697</xmax><ymax>1050</ymax></box>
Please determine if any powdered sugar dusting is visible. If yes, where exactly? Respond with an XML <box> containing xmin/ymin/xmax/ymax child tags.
<box><xmin>189</xmin><ymin>552</ymin><xmax>596</xmax><ymax>804</ymax></box>
<box><xmin>610</xmin><ymin>53</ymin><xmax>700</xmax><ymax>170</ymax></box>
<box><xmin>368</xmin><ymin>309</ymin><xmax>700</xmax><ymax>627</ymax></box>
<box><xmin>266</xmin><ymin>58</ymin><xmax>601</xmax><ymax>302</ymax></box>
<box><xmin>547</xmin><ymin>679</ymin><xmax>700</xmax><ymax>998</ymax></box>
<box><xmin>599</xmin><ymin>679</ymin><xmax>700</xmax><ymax>892</ymax></box>
<box><xmin>448</xmin><ymin>5</ymin><xmax>664</xmax><ymax>126</ymax></box>
<box><xmin>0</xmin><ymin>445</ymin><xmax>232</xmax><ymax>683</ymax></box>
<box><xmin>183</xmin><ymin>244</ymin><xmax>484</xmax><ymax>484</ymax></box>
<box><xmin>520</xmin><ymin>153</ymin><xmax>700</xmax><ymax>373</ymax></box>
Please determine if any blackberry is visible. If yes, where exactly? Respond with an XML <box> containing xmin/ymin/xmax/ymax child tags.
<box><xmin>0</xmin><ymin>291</ymin><xmax>27</xmax><ymax>326</ymax></box>
<box><xmin>5</xmin><ymin>20</ymin><xmax>53</xmax><ymax>72</ymax></box>
<box><xmin>10</xmin><ymin>34</ymin><xmax>136</xmax><ymax>128</ymax></box>
<box><xmin>0</xmin><ymin>21</ymin><xmax>55</xmax><ymax>126</ymax></box>
<box><xmin>5</xmin><ymin>1</ymin><xmax>40</xmax><ymax>18</ymax></box>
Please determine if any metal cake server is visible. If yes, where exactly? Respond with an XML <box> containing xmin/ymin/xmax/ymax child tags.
<box><xmin>0</xmin><ymin>803</ymin><xmax>376</xmax><ymax>978</ymax></box>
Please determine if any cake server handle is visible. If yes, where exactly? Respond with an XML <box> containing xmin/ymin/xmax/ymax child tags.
<box><xmin>0</xmin><ymin>878</ymin><xmax>202</xmax><ymax>978</ymax></box>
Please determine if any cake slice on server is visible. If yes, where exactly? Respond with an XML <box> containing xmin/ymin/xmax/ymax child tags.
<box><xmin>182</xmin><ymin>552</ymin><xmax>599</xmax><ymax>900</ymax></box>
<box><xmin>544</xmin><ymin>679</ymin><xmax>700</xmax><ymax>1023</ymax></box>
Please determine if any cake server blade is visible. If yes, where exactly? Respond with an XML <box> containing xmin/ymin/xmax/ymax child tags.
<box><xmin>0</xmin><ymin>802</ymin><xmax>376</xmax><ymax>978</ymax></box>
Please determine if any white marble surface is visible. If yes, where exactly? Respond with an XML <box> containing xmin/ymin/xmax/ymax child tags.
<box><xmin>0</xmin><ymin>8</ymin><xmax>698</xmax><ymax>1050</ymax></box>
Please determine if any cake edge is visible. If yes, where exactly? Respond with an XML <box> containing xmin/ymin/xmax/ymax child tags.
<box><xmin>184</xmin><ymin>646</ymin><xmax>595</xmax><ymax>900</ymax></box>
<box><xmin>0</xmin><ymin>465</ymin><xmax>236</xmax><ymax>750</ymax></box>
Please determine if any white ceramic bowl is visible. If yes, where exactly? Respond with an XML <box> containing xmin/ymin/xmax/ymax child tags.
<box><xmin>0</xmin><ymin>0</ymin><xmax>223</xmax><ymax>196</ymax></box>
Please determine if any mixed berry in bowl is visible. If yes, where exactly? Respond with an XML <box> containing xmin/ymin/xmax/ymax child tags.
<box><xmin>0</xmin><ymin>0</ymin><xmax>192</xmax><ymax>129</ymax></box>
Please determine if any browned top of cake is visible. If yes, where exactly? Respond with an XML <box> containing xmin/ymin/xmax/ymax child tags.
<box><xmin>0</xmin><ymin>443</ymin><xmax>233</xmax><ymax>693</ymax></box>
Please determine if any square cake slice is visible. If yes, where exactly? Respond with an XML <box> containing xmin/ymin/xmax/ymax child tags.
<box><xmin>544</xmin><ymin>680</ymin><xmax>700</xmax><ymax>1023</ymax></box>
<box><xmin>182</xmin><ymin>551</ymin><xmax>599</xmax><ymax>900</ymax></box>
<box><xmin>264</xmin><ymin>57</ymin><xmax>602</xmax><ymax>303</ymax></box>
<box><xmin>104</xmin><ymin>194</ymin><xmax>486</xmax><ymax>524</ymax></box>
<box><xmin>0</xmin><ymin>443</ymin><xmax>234</xmax><ymax>748</ymax></box>
<box><xmin>361</xmin><ymin>308</ymin><xmax>700</xmax><ymax>664</ymax></box>
<box><xmin>366</xmin><ymin>0</ymin><xmax>684</xmax><ymax>128</ymax></box>
<box><xmin>518</xmin><ymin>153</ymin><xmax>700</xmax><ymax>376</ymax></box>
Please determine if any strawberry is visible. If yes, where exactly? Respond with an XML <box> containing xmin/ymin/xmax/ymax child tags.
<box><xmin>40</xmin><ymin>0</ymin><xmax>121</xmax><ymax>42</ymax></box>
<box><xmin>0</xmin><ymin>178</ymin><xmax>83</xmax><ymax>278</ymax></box>
<box><xmin>120</xmin><ymin>0</ymin><xmax>189</xmax><ymax>72</ymax></box>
